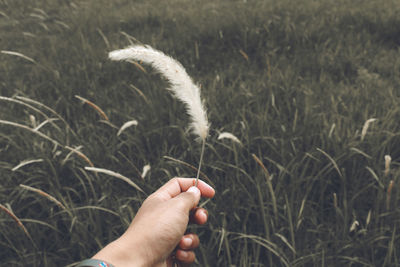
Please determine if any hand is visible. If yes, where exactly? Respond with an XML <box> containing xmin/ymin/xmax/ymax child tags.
<box><xmin>92</xmin><ymin>178</ymin><xmax>215</xmax><ymax>267</ymax></box>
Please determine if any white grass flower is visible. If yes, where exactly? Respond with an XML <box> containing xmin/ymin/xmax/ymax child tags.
<box><xmin>85</xmin><ymin>166</ymin><xmax>144</xmax><ymax>193</ymax></box>
<box><xmin>328</xmin><ymin>123</ymin><xmax>335</xmax><ymax>138</ymax></box>
<box><xmin>1</xmin><ymin>50</ymin><xmax>36</xmax><ymax>64</ymax></box>
<box><xmin>109</xmin><ymin>45</ymin><xmax>209</xmax><ymax>141</ymax></box>
<box><xmin>29</xmin><ymin>115</ymin><xmax>37</xmax><ymax>128</ymax></box>
<box><xmin>109</xmin><ymin>44</ymin><xmax>209</xmax><ymax>186</ymax></box>
<box><xmin>218</xmin><ymin>132</ymin><xmax>242</xmax><ymax>145</ymax></box>
<box><xmin>141</xmin><ymin>164</ymin><xmax>151</xmax><ymax>179</ymax></box>
<box><xmin>349</xmin><ymin>220</ymin><xmax>359</xmax><ymax>233</ymax></box>
<box><xmin>333</xmin><ymin>192</ymin><xmax>338</xmax><ymax>209</ymax></box>
<box><xmin>361</xmin><ymin>118</ymin><xmax>377</xmax><ymax>141</ymax></box>
<box><xmin>117</xmin><ymin>120</ymin><xmax>138</xmax><ymax>136</ymax></box>
<box><xmin>366</xmin><ymin>210</ymin><xmax>372</xmax><ymax>227</ymax></box>
<box><xmin>12</xmin><ymin>159</ymin><xmax>44</xmax><ymax>171</ymax></box>
<box><xmin>384</xmin><ymin>155</ymin><xmax>391</xmax><ymax>177</ymax></box>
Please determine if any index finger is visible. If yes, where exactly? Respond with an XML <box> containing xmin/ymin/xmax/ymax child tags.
<box><xmin>156</xmin><ymin>178</ymin><xmax>215</xmax><ymax>200</ymax></box>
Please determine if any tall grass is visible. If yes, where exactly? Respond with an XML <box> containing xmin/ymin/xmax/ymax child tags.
<box><xmin>1</xmin><ymin>0</ymin><xmax>400</xmax><ymax>266</ymax></box>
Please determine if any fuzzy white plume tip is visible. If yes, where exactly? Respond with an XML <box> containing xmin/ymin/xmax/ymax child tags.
<box><xmin>218</xmin><ymin>132</ymin><xmax>242</xmax><ymax>145</ymax></box>
<box><xmin>109</xmin><ymin>45</ymin><xmax>209</xmax><ymax>141</ymax></box>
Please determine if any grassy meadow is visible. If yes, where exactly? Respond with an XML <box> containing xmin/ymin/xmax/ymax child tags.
<box><xmin>1</xmin><ymin>0</ymin><xmax>400</xmax><ymax>266</ymax></box>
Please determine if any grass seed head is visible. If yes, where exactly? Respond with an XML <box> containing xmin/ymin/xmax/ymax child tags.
<box><xmin>384</xmin><ymin>155</ymin><xmax>391</xmax><ymax>177</ymax></box>
<box><xmin>109</xmin><ymin>45</ymin><xmax>209</xmax><ymax>141</ymax></box>
<box><xmin>141</xmin><ymin>164</ymin><xmax>151</xmax><ymax>179</ymax></box>
<box><xmin>361</xmin><ymin>118</ymin><xmax>377</xmax><ymax>141</ymax></box>
<box><xmin>218</xmin><ymin>132</ymin><xmax>242</xmax><ymax>145</ymax></box>
<box><xmin>117</xmin><ymin>120</ymin><xmax>139</xmax><ymax>136</ymax></box>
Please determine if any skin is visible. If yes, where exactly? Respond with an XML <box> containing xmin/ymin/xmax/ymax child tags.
<box><xmin>92</xmin><ymin>178</ymin><xmax>215</xmax><ymax>267</ymax></box>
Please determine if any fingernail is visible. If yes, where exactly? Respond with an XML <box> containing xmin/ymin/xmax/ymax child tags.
<box><xmin>199</xmin><ymin>210</ymin><xmax>208</xmax><ymax>223</ymax></box>
<box><xmin>179</xmin><ymin>250</ymin><xmax>189</xmax><ymax>259</ymax></box>
<box><xmin>187</xmin><ymin>186</ymin><xmax>200</xmax><ymax>195</ymax></box>
<box><xmin>183</xmin><ymin>237</ymin><xmax>192</xmax><ymax>247</ymax></box>
<box><xmin>201</xmin><ymin>209</ymin><xmax>208</xmax><ymax>219</ymax></box>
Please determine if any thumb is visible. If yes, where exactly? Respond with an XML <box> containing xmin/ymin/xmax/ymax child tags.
<box><xmin>173</xmin><ymin>186</ymin><xmax>201</xmax><ymax>212</ymax></box>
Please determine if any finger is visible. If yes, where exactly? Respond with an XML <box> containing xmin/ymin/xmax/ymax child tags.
<box><xmin>189</xmin><ymin>208</ymin><xmax>208</xmax><ymax>225</ymax></box>
<box><xmin>178</xmin><ymin>233</ymin><xmax>200</xmax><ymax>250</ymax></box>
<box><xmin>175</xmin><ymin>249</ymin><xmax>196</xmax><ymax>264</ymax></box>
<box><xmin>156</xmin><ymin>177</ymin><xmax>215</xmax><ymax>200</ymax></box>
<box><xmin>172</xmin><ymin>186</ymin><xmax>201</xmax><ymax>211</ymax></box>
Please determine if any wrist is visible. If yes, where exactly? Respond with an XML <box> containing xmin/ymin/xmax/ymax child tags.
<box><xmin>92</xmin><ymin>238</ymin><xmax>149</xmax><ymax>267</ymax></box>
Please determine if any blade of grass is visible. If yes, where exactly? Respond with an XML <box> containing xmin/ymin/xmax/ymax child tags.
<box><xmin>233</xmin><ymin>233</ymin><xmax>290</xmax><ymax>267</ymax></box>
<box><xmin>16</xmin><ymin>96</ymin><xmax>79</xmax><ymax>139</ymax></box>
<box><xmin>316</xmin><ymin>148</ymin><xmax>343</xmax><ymax>178</ymax></box>
<box><xmin>0</xmin><ymin>119</ymin><xmax>60</xmax><ymax>146</ymax></box>
<box><xmin>84</xmin><ymin>166</ymin><xmax>145</xmax><ymax>194</ymax></box>
<box><xmin>20</xmin><ymin>184</ymin><xmax>66</xmax><ymax>210</ymax></box>
<box><xmin>65</xmin><ymin>146</ymin><xmax>94</xmax><ymax>167</ymax></box>
<box><xmin>252</xmin><ymin>154</ymin><xmax>278</xmax><ymax>222</ymax></box>
<box><xmin>0</xmin><ymin>204</ymin><xmax>34</xmax><ymax>244</ymax></box>
<box><xmin>74</xmin><ymin>95</ymin><xmax>109</xmax><ymax>121</ymax></box>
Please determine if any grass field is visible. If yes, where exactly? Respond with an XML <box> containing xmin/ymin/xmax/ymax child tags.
<box><xmin>1</xmin><ymin>0</ymin><xmax>400</xmax><ymax>266</ymax></box>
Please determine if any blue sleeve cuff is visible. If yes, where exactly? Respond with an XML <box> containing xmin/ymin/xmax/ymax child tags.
<box><xmin>76</xmin><ymin>259</ymin><xmax>115</xmax><ymax>267</ymax></box>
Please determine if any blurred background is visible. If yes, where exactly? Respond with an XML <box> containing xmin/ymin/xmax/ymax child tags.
<box><xmin>1</xmin><ymin>0</ymin><xmax>400</xmax><ymax>266</ymax></box>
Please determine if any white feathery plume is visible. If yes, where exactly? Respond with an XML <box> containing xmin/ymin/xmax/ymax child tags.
<box><xmin>12</xmin><ymin>159</ymin><xmax>44</xmax><ymax>172</ymax></box>
<box><xmin>109</xmin><ymin>45</ymin><xmax>209</xmax><ymax>185</ymax></box>
<box><xmin>384</xmin><ymin>155</ymin><xmax>391</xmax><ymax>177</ymax></box>
<box><xmin>29</xmin><ymin>115</ymin><xmax>37</xmax><ymax>128</ymax></box>
<box><xmin>141</xmin><ymin>164</ymin><xmax>151</xmax><ymax>179</ymax></box>
<box><xmin>349</xmin><ymin>220</ymin><xmax>359</xmax><ymax>233</ymax></box>
<box><xmin>85</xmin><ymin>166</ymin><xmax>144</xmax><ymax>193</ymax></box>
<box><xmin>218</xmin><ymin>132</ymin><xmax>242</xmax><ymax>145</ymax></box>
<box><xmin>361</xmin><ymin>118</ymin><xmax>377</xmax><ymax>141</ymax></box>
<box><xmin>366</xmin><ymin>210</ymin><xmax>372</xmax><ymax>227</ymax></box>
<box><xmin>117</xmin><ymin>120</ymin><xmax>138</xmax><ymax>136</ymax></box>
<box><xmin>109</xmin><ymin>45</ymin><xmax>209</xmax><ymax>140</ymax></box>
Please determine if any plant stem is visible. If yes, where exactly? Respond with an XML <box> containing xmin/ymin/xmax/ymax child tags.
<box><xmin>195</xmin><ymin>139</ymin><xmax>206</xmax><ymax>187</ymax></box>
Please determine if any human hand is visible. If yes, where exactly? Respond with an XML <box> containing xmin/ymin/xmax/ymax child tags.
<box><xmin>92</xmin><ymin>178</ymin><xmax>215</xmax><ymax>267</ymax></box>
